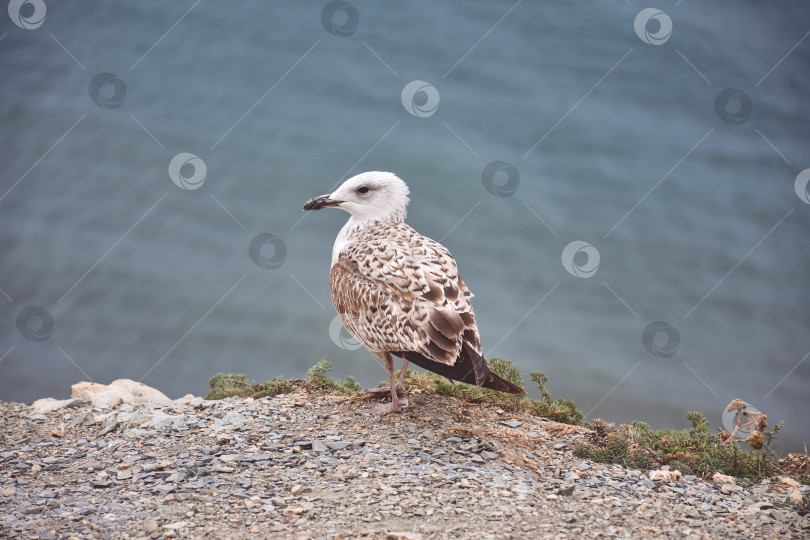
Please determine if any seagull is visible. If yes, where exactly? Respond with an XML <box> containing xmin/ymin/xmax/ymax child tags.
<box><xmin>303</xmin><ymin>171</ymin><xmax>525</xmax><ymax>414</ymax></box>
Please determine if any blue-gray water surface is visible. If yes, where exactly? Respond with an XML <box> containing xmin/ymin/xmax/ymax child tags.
<box><xmin>2</xmin><ymin>1</ymin><xmax>809</xmax><ymax>453</ymax></box>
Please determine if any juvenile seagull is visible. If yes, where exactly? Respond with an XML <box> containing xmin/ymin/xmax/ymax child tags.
<box><xmin>303</xmin><ymin>172</ymin><xmax>525</xmax><ymax>414</ymax></box>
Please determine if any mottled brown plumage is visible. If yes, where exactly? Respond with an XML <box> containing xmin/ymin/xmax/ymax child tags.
<box><xmin>304</xmin><ymin>172</ymin><xmax>524</xmax><ymax>414</ymax></box>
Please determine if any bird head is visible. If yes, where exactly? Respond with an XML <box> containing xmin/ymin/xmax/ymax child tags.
<box><xmin>303</xmin><ymin>171</ymin><xmax>410</xmax><ymax>223</ymax></box>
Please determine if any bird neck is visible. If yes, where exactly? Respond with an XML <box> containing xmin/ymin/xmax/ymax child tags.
<box><xmin>331</xmin><ymin>214</ymin><xmax>402</xmax><ymax>267</ymax></box>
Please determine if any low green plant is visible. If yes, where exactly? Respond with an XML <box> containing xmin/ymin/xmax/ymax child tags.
<box><xmin>205</xmin><ymin>373</ymin><xmax>251</xmax><ymax>400</ymax></box>
<box><xmin>797</xmin><ymin>492</ymin><xmax>810</xmax><ymax>516</ymax></box>
<box><xmin>528</xmin><ymin>371</ymin><xmax>584</xmax><ymax>425</ymax></box>
<box><xmin>573</xmin><ymin>410</ymin><xmax>785</xmax><ymax>483</ymax></box>
<box><xmin>306</xmin><ymin>359</ymin><xmax>334</xmax><ymax>386</ymax></box>
<box><xmin>305</xmin><ymin>359</ymin><xmax>363</xmax><ymax>394</ymax></box>
<box><xmin>253</xmin><ymin>376</ymin><xmax>294</xmax><ymax>399</ymax></box>
<box><xmin>205</xmin><ymin>373</ymin><xmax>292</xmax><ymax>400</ymax></box>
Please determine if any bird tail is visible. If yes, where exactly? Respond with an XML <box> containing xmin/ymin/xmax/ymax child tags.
<box><xmin>462</xmin><ymin>343</ymin><xmax>525</xmax><ymax>395</ymax></box>
<box><xmin>394</xmin><ymin>344</ymin><xmax>525</xmax><ymax>395</ymax></box>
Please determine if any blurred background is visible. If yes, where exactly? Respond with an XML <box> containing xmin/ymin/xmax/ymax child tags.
<box><xmin>1</xmin><ymin>1</ymin><xmax>808</xmax><ymax>452</ymax></box>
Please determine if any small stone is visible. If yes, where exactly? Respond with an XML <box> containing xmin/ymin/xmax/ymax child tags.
<box><xmin>3</xmin><ymin>487</ymin><xmax>15</xmax><ymax>497</ymax></box>
<box><xmin>720</xmin><ymin>484</ymin><xmax>742</xmax><ymax>494</ymax></box>
<box><xmin>500</xmin><ymin>421</ymin><xmax>523</xmax><ymax>428</ymax></box>
<box><xmin>290</xmin><ymin>485</ymin><xmax>304</xmax><ymax>495</ymax></box>
<box><xmin>386</xmin><ymin>533</ymin><xmax>423</xmax><ymax>540</ymax></box>
<box><xmin>557</xmin><ymin>485</ymin><xmax>575</xmax><ymax>496</ymax></box>
<box><xmin>145</xmin><ymin>520</ymin><xmax>159</xmax><ymax>533</ymax></box>
<box><xmin>312</xmin><ymin>441</ymin><xmax>328</xmax><ymax>452</ymax></box>
<box><xmin>648</xmin><ymin>469</ymin><xmax>682</xmax><ymax>483</ymax></box>
<box><xmin>326</xmin><ymin>441</ymin><xmax>351</xmax><ymax>450</ymax></box>
<box><xmin>779</xmin><ymin>476</ymin><xmax>801</xmax><ymax>488</ymax></box>
<box><xmin>99</xmin><ymin>422</ymin><xmax>119</xmax><ymax>436</ymax></box>
<box><xmin>480</xmin><ymin>451</ymin><xmax>497</xmax><ymax>461</ymax></box>
<box><xmin>712</xmin><ymin>472</ymin><xmax>735</xmax><ymax>485</ymax></box>
<box><xmin>25</xmin><ymin>506</ymin><xmax>44</xmax><ymax>514</ymax></box>
<box><xmin>31</xmin><ymin>397</ymin><xmax>86</xmax><ymax>413</ymax></box>
<box><xmin>283</xmin><ymin>507</ymin><xmax>304</xmax><ymax>517</ymax></box>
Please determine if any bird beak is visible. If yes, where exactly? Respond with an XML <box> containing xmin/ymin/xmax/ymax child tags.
<box><xmin>303</xmin><ymin>194</ymin><xmax>341</xmax><ymax>211</ymax></box>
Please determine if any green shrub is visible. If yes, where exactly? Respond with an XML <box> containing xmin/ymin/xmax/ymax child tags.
<box><xmin>528</xmin><ymin>372</ymin><xmax>583</xmax><ymax>425</ymax></box>
<box><xmin>573</xmin><ymin>410</ymin><xmax>785</xmax><ymax>483</ymax></box>
<box><xmin>305</xmin><ymin>359</ymin><xmax>362</xmax><ymax>394</ymax></box>
<box><xmin>205</xmin><ymin>373</ymin><xmax>251</xmax><ymax>400</ymax></box>
<box><xmin>205</xmin><ymin>373</ymin><xmax>292</xmax><ymax>400</ymax></box>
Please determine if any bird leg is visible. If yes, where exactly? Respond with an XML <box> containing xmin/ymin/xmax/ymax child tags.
<box><xmin>366</xmin><ymin>353</ymin><xmax>407</xmax><ymax>414</ymax></box>
<box><xmin>366</xmin><ymin>358</ymin><xmax>408</xmax><ymax>394</ymax></box>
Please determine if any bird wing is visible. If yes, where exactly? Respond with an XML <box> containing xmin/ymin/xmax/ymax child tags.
<box><xmin>330</xmin><ymin>222</ymin><xmax>481</xmax><ymax>366</ymax></box>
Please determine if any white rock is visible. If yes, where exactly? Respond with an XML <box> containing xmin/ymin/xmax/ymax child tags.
<box><xmin>71</xmin><ymin>379</ymin><xmax>172</xmax><ymax>408</ymax></box>
<box><xmin>712</xmin><ymin>472</ymin><xmax>735</xmax><ymax>485</ymax></box>
<box><xmin>648</xmin><ymin>469</ymin><xmax>683</xmax><ymax>483</ymax></box>
<box><xmin>386</xmin><ymin>533</ymin><xmax>423</xmax><ymax>540</ymax></box>
<box><xmin>177</xmin><ymin>394</ymin><xmax>197</xmax><ymax>405</ymax></box>
<box><xmin>30</xmin><ymin>397</ymin><xmax>85</xmax><ymax>413</ymax></box>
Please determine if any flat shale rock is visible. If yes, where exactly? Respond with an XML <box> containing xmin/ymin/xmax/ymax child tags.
<box><xmin>1</xmin><ymin>388</ymin><xmax>808</xmax><ymax>539</ymax></box>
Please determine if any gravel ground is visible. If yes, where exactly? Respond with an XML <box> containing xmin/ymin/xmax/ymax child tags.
<box><xmin>1</xmin><ymin>387</ymin><xmax>808</xmax><ymax>539</ymax></box>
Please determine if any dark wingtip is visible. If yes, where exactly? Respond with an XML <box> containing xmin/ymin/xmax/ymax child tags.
<box><xmin>486</xmin><ymin>374</ymin><xmax>526</xmax><ymax>395</ymax></box>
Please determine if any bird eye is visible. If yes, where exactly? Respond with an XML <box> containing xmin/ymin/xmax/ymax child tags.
<box><xmin>358</xmin><ymin>186</ymin><xmax>370</xmax><ymax>194</ymax></box>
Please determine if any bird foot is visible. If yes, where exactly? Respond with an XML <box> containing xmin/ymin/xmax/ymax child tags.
<box><xmin>366</xmin><ymin>384</ymin><xmax>406</xmax><ymax>394</ymax></box>
<box><xmin>365</xmin><ymin>398</ymin><xmax>408</xmax><ymax>415</ymax></box>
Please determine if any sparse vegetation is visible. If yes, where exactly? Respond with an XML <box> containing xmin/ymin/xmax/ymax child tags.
<box><xmin>205</xmin><ymin>362</ymin><xmax>798</xmax><ymax>488</ymax></box>
<box><xmin>305</xmin><ymin>359</ymin><xmax>363</xmax><ymax>394</ymax></box>
<box><xmin>528</xmin><ymin>371</ymin><xmax>584</xmax><ymax>426</ymax></box>
<box><xmin>574</xmin><ymin>408</ymin><xmax>785</xmax><ymax>484</ymax></box>
<box><xmin>798</xmin><ymin>492</ymin><xmax>810</xmax><ymax>516</ymax></box>
<box><xmin>401</xmin><ymin>359</ymin><xmax>584</xmax><ymax>425</ymax></box>
<box><xmin>205</xmin><ymin>373</ymin><xmax>292</xmax><ymax>400</ymax></box>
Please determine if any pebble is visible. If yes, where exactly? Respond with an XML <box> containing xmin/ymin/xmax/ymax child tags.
<box><xmin>0</xmin><ymin>390</ymin><xmax>807</xmax><ymax>539</ymax></box>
